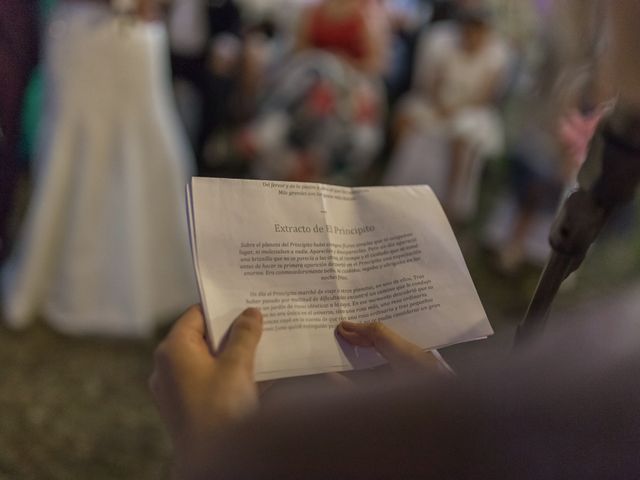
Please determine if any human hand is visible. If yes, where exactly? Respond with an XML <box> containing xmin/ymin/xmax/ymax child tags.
<box><xmin>149</xmin><ymin>306</ymin><xmax>263</xmax><ymax>472</ymax></box>
<box><xmin>337</xmin><ymin>321</ymin><xmax>450</xmax><ymax>375</ymax></box>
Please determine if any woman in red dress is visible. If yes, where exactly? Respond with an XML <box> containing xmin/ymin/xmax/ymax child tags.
<box><xmin>242</xmin><ymin>0</ymin><xmax>388</xmax><ymax>185</ymax></box>
<box><xmin>296</xmin><ymin>0</ymin><xmax>388</xmax><ymax>77</ymax></box>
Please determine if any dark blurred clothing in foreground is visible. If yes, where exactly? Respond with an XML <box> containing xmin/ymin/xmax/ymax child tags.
<box><xmin>198</xmin><ymin>290</ymin><xmax>640</xmax><ymax>479</ymax></box>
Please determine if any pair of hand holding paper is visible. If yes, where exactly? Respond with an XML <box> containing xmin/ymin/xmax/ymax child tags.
<box><xmin>150</xmin><ymin>305</ymin><xmax>450</xmax><ymax>478</ymax></box>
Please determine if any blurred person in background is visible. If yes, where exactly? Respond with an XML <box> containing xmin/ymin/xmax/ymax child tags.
<box><xmin>167</xmin><ymin>0</ymin><xmax>244</xmax><ymax>173</ymax></box>
<box><xmin>483</xmin><ymin>0</ymin><xmax>612</xmax><ymax>273</ymax></box>
<box><xmin>383</xmin><ymin>0</ymin><xmax>434</xmax><ymax>103</ymax></box>
<box><xmin>384</xmin><ymin>4</ymin><xmax>510</xmax><ymax>223</ymax></box>
<box><xmin>0</xmin><ymin>1</ymin><xmax>40</xmax><ymax>261</ymax></box>
<box><xmin>199</xmin><ymin>20</ymin><xmax>278</xmax><ymax>176</ymax></box>
<box><xmin>1</xmin><ymin>0</ymin><xmax>198</xmax><ymax>337</ymax></box>
<box><xmin>238</xmin><ymin>0</ymin><xmax>390</xmax><ymax>184</ymax></box>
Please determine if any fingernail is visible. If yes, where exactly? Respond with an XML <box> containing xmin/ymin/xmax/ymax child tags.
<box><xmin>340</xmin><ymin>321</ymin><xmax>358</xmax><ymax>330</ymax></box>
<box><xmin>243</xmin><ymin>308</ymin><xmax>262</xmax><ymax>322</ymax></box>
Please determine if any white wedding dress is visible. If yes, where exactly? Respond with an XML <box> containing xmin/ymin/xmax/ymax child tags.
<box><xmin>1</xmin><ymin>2</ymin><xmax>198</xmax><ymax>337</ymax></box>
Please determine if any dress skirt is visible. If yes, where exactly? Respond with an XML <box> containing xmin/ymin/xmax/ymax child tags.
<box><xmin>2</xmin><ymin>2</ymin><xmax>198</xmax><ymax>337</ymax></box>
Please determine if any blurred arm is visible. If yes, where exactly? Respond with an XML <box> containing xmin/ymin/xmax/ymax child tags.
<box><xmin>357</xmin><ymin>3</ymin><xmax>391</xmax><ymax>76</ymax></box>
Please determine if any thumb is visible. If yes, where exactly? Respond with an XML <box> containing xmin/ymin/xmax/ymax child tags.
<box><xmin>337</xmin><ymin>321</ymin><xmax>436</xmax><ymax>369</ymax></box>
<box><xmin>219</xmin><ymin>308</ymin><xmax>263</xmax><ymax>373</ymax></box>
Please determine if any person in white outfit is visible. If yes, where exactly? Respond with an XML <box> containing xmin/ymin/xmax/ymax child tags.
<box><xmin>1</xmin><ymin>0</ymin><xmax>198</xmax><ymax>337</ymax></box>
<box><xmin>386</xmin><ymin>5</ymin><xmax>510</xmax><ymax>222</ymax></box>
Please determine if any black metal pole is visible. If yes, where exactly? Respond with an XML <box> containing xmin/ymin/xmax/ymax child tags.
<box><xmin>514</xmin><ymin>108</ymin><xmax>640</xmax><ymax>348</ymax></box>
<box><xmin>514</xmin><ymin>252</ymin><xmax>575</xmax><ymax>346</ymax></box>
